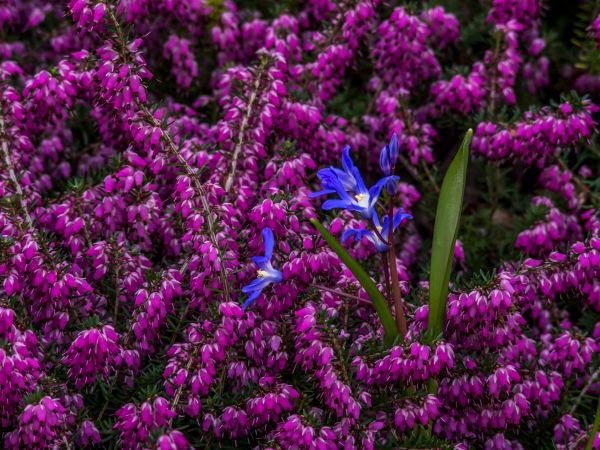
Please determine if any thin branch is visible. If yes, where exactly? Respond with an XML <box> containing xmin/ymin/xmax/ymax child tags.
<box><xmin>312</xmin><ymin>284</ymin><xmax>371</xmax><ymax>305</ymax></box>
<box><xmin>420</xmin><ymin>160</ymin><xmax>439</xmax><ymax>194</ymax></box>
<box><xmin>557</xmin><ymin>157</ymin><xmax>600</xmax><ymax>205</ymax></box>
<box><xmin>167</xmin><ymin>355</ymin><xmax>195</xmax><ymax>425</ymax></box>
<box><xmin>140</xmin><ymin>104</ymin><xmax>232</xmax><ymax>301</ymax></box>
<box><xmin>224</xmin><ymin>64</ymin><xmax>265</xmax><ymax>192</ymax></box>
<box><xmin>0</xmin><ymin>114</ymin><xmax>33</xmax><ymax>228</ymax></box>
<box><xmin>570</xmin><ymin>368</ymin><xmax>600</xmax><ymax>415</ymax></box>
<box><xmin>324</xmin><ymin>326</ymin><xmax>350</xmax><ymax>385</ymax></box>
<box><xmin>487</xmin><ymin>32</ymin><xmax>503</xmax><ymax>117</ymax></box>
<box><xmin>105</xmin><ymin>4</ymin><xmax>232</xmax><ymax>301</ymax></box>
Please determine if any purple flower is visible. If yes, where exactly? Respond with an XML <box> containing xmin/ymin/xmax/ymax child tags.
<box><xmin>311</xmin><ymin>145</ymin><xmax>398</xmax><ymax>219</ymax></box>
<box><xmin>380</xmin><ymin>134</ymin><xmax>400</xmax><ymax>194</ymax></box>
<box><xmin>242</xmin><ymin>228</ymin><xmax>283</xmax><ymax>310</ymax></box>
<box><xmin>379</xmin><ymin>134</ymin><xmax>399</xmax><ymax>176</ymax></box>
<box><xmin>310</xmin><ymin>145</ymin><xmax>359</xmax><ymax>197</ymax></box>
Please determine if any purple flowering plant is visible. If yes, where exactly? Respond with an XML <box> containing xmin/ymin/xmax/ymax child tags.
<box><xmin>0</xmin><ymin>0</ymin><xmax>600</xmax><ymax>449</ymax></box>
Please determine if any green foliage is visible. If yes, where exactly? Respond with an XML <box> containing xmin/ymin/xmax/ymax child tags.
<box><xmin>310</xmin><ymin>218</ymin><xmax>399</xmax><ymax>345</ymax></box>
<box><xmin>386</xmin><ymin>427</ymin><xmax>457</xmax><ymax>449</ymax></box>
<box><xmin>427</xmin><ymin>129</ymin><xmax>472</xmax><ymax>339</ymax></box>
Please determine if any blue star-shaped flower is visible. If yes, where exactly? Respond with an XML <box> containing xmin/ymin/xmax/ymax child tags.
<box><xmin>342</xmin><ymin>209</ymin><xmax>412</xmax><ymax>253</ymax></box>
<box><xmin>310</xmin><ymin>145</ymin><xmax>359</xmax><ymax>197</ymax></box>
<box><xmin>380</xmin><ymin>134</ymin><xmax>400</xmax><ymax>194</ymax></box>
<box><xmin>310</xmin><ymin>146</ymin><xmax>398</xmax><ymax>220</ymax></box>
<box><xmin>241</xmin><ymin>228</ymin><xmax>283</xmax><ymax>310</ymax></box>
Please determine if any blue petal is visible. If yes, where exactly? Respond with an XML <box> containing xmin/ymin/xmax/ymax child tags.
<box><xmin>392</xmin><ymin>209</ymin><xmax>413</xmax><ymax>229</ymax></box>
<box><xmin>242</xmin><ymin>289</ymin><xmax>262</xmax><ymax>310</ymax></box>
<box><xmin>337</xmin><ymin>172</ymin><xmax>357</xmax><ymax>193</ymax></box>
<box><xmin>342</xmin><ymin>228</ymin><xmax>372</xmax><ymax>243</ymax></box>
<box><xmin>322</xmin><ymin>199</ymin><xmax>352</xmax><ymax>211</ymax></box>
<box><xmin>369</xmin><ymin>176</ymin><xmax>398</xmax><ymax>205</ymax></box>
<box><xmin>384</xmin><ymin>178</ymin><xmax>399</xmax><ymax>195</ymax></box>
<box><xmin>309</xmin><ymin>188</ymin><xmax>336</xmax><ymax>198</ymax></box>
<box><xmin>252</xmin><ymin>255</ymin><xmax>269</xmax><ymax>268</ymax></box>
<box><xmin>241</xmin><ymin>277</ymin><xmax>270</xmax><ymax>294</ymax></box>
<box><xmin>352</xmin><ymin>167</ymin><xmax>368</xmax><ymax>196</ymax></box>
<box><xmin>389</xmin><ymin>134</ymin><xmax>399</xmax><ymax>163</ymax></box>
<box><xmin>373</xmin><ymin>213</ymin><xmax>383</xmax><ymax>230</ymax></box>
<box><xmin>372</xmin><ymin>236</ymin><xmax>389</xmax><ymax>253</ymax></box>
<box><xmin>316</xmin><ymin>168</ymin><xmax>353</xmax><ymax>198</ymax></box>
<box><xmin>316</xmin><ymin>167</ymin><xmax>337</xmax><ymax>179</ymax></box>
<box><xmin>271</xmin><ymin>269</ymin><xmax>283</xmax><ymax>283</ymax></box>
<box><xmin>341</xmin><ymin>145</ymin><xmax>354</xmax><ymax>173</ymax></box>
<box><xmin>262</xmin><ymin>228</ymin><xmax>274</xmax><ymax>260</ymax></box>
<box><xmin>380</xmin><ymin>144</ymin><xmax>391</xmax><ymax>175</ymax></box>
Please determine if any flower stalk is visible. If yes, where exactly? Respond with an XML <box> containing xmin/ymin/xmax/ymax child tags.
<box><xmin>387</xmin><ymin>197</ymin><xmax>408</xmax><ymax>338</ymax></box>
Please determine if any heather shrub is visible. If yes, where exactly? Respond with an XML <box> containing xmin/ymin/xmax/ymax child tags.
<box><xmin>0</xmin><ymin>0</ymin><xmax>599</xmax><ymax>449</ymax></box>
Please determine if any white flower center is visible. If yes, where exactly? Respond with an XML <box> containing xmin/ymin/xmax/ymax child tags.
<box><xmin>257</xmin><ymin>270</ymin><xmax>269</xmax><ymax>278</ymax></box>
<box><xmin>354</xmin><ymin>193</ymin><xmax>369</xmax><ymax>208</ymax></box>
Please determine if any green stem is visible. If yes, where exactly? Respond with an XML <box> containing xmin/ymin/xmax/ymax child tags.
<box><xmin>388</xmin><ymin>198</ymin><xmax>408</xmax><ymax>339</ymax></box>
<box><xmin>310</xmin><ymin>218</ymin><xmax>399</xmax><ymax>345</ymax></box>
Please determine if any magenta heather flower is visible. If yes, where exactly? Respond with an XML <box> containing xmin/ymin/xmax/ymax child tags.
<box><xmin>62</xmin><ymin>325</ymin><xmax>120</xmax><ymax>389</ymax></box>
<box><xmin>472</xmin><ymin>102</ymin><xmax>597</xmax><ymax>166</ymax></box>
<box><xmin>114</xmin><ymin>397</ymin><xmax>180</xmax><ymax>449</ymax></box>
<box><xmin>594</xmin><ymin>14</ymin><xmax>600</xmax><ymax>47</ymax></box>
<box><xmin>163</xmin><ymin>35</ymin><xmax>199</xmax><ymax>89</ymax></box>
<box><xmin>4</xmin><ymin>397</ymin><xmax>67</xmax><ymax>449</ymax></box>
<box><xmin>372</xmin><ymin>7</ymin><xmax>441</xmax><ymax>93</ymax></box>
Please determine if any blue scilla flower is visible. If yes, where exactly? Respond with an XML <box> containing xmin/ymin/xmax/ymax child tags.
<box><xmin>310</xmin><ymin>146</ymin><xmax>398</xmax><ymax>220</ymax></box>
<box><xmin>241</xmin><ymin>228</ymin><xmax>283</xmax><ymax>310</ymax></box>
<box><xmin>341</xmin><ymin>209</ymin><xmax>413</xmax><ymax>253</ymax></box>
<box><xmin>310</xmin><ymin>146</ymin><xmax>358</xmax><ymax>197</ymax></box>
<box><xmin>380</xmin><ymin>134</ymin><xmax>400</xmax><ymax>194</ymax></box>
<box><xmin>320</xmin><ymin>170</ymin><xmax>397</xmax><ymax>220</ymax></box>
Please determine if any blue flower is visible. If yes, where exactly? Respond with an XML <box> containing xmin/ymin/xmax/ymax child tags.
<box><xmin>342</xmin><ymin>209</ymin><xmax>413</xmax><ymax>253</ymax></box>
<box><xmin>380</xmin><ymin>134</ymin><xmax>399</xmax><ymax>194</ymax></box>
<box><xmin>310</xmin><ymin>146</ymin><xmax>398</xmax><ymax>220</ymax></box>
<box><xmin>241</xmin><ymin>228</ymin><xmax>282</xmax><ymax>310</ymax></box>
<box><xmin>310</xmin><ymin>146</ymin><xmax>358</xmax><ymax>198</ymax></box>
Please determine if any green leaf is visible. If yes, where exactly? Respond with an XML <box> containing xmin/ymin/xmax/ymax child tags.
<box><xmin>310</xmin><ymin>218</ymin><xmax>399</xmax><ymax>345</ymax></box>
<box><xmin>586</xmin><ymin>396</ymin><xmax>600</xmax><ymax>450</ymax></box>
<box><xmin>427</xmin><ymin>129</ymin><xmax>472</xmax><ymax>338</ymax></box>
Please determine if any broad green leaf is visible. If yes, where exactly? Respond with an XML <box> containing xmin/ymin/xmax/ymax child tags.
<box><xmin>310</xmin><ymin>218</ymin><xmax>399</xmax><ymax>345</ymax></box>
<box><xmin>586</xmin><ymin>396</ymin><xmax>600</xmax><ymax>450</ymax></box>
<box><xmin>427</xmin><ymin>129</ymin><xmax>472</xmax><ymax>339</ymax></box>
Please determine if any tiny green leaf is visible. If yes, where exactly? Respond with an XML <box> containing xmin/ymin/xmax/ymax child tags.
<box><xmin>310</xmin><ymin>218</ymin><xmax>399</xmax><ymax>345</ymax></box>
<box><xmin>427</xmin><ymin>129</ymin><xmax>472</xmax><ymax>338</ymax></box>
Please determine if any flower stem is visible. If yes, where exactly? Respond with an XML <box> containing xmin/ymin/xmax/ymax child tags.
<box><xmin>224</xmin><ymin>60</ymin><xmax>267</xmax><ymax>192</ymax></box>
<box><xmin>0</xmin><ymin>114</ymin><xmax>33</xmax><ymax>228</ymax></box>
<box><xmin>387</xmin><ymin>198</ymin><xmax>407</xmax><ymax>338</ymax></box>
<box><xmin>570</xmin><ymin>368</ymin><xmax>600</xmax><ymax>416</ymax></box>
<box><xmin>420</xmin><ymin>160</ymin><xmax>439</xmax><ymax>194</ymax></box>
<box><xmin>140</xmin><ymin>104</ymin><xmax>231</xmax><ymax>302</ymax></box>
<box><xmin>382</xmin><ymin>255</ymin><xmax>391</xmax><ymax>300</ymax></box>
<box><xmin>312</xmin><ymin>284</ymin><xmax>371</xmax><ymax>305</ymax></box>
